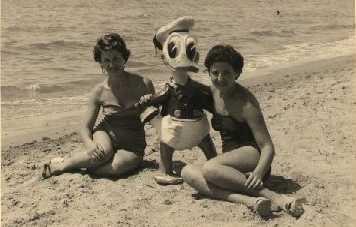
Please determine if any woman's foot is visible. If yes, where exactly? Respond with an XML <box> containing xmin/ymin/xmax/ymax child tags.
<box><xmin>247</xmin><ymin>197</ymin><xmax>271</xmax><ymax>217</ymax></box>
<box><xmin>41</xmin><ymin>157</ymin><xmax>64</xmax><ymax>179</ymax></box>
<box><xmin>153</xmin><ymin>174</ymin><xmax>183</xmax><ymax>185</ymax></box>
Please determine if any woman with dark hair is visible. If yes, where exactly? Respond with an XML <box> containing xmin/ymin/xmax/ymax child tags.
<box><xmin>42</xmin><ymin>33</ymin><xmax>155</xmax><ymax>178</ymax></box>
<box><xmin>181</xmin><ymin>45</ymin><xmax>304</xmax><ymax>217</ymax></box>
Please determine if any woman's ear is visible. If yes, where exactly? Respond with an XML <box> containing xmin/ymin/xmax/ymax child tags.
<box><xmin>235</xmin><ymin>70</ymin><xmax>242</xmax><ymax>80</ymax></box>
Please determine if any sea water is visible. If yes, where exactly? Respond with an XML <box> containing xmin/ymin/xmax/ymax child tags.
<box><xmin>1</xmin><ymin>0</ymin><xmax>355</xmax><ymax>121</ymax></box>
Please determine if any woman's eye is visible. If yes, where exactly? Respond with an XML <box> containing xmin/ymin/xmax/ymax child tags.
<box><xmin>223</xmin><ymin>70</ymin><xmax>234</xmax><ymax>77</ymax></box>
<box><xmin>211</xmin><ymin>70</ymin><xmax>219</xmax><ymax>76</ymax></box>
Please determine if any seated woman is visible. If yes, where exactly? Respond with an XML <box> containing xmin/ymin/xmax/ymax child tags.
<box><xmin>181</xmin><ymin>45</ymin><xmax>304</xmax><ymax>217</ymax></box>
<box><xmin>42</xmin><ymin>32</ymin><xmax>154</xmax><ymax>178</ymax></box>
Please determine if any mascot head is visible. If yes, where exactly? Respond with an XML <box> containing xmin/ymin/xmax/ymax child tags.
<box><xmin>153</xmin><ymin>16</ymin><xmax>199</xmax><ymax>73</ymax></box>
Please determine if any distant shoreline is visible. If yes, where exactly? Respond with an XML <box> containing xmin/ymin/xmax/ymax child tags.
<box><xmin>2</xmin><ymin>53</ymin><xmax>354</xmax><ymax>149</ymax></box>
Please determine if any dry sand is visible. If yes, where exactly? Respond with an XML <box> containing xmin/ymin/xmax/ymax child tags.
<box><xmin>1</xmin><ymin>54</ymin><xmax>356</xmax><ymax>226</ymax></box>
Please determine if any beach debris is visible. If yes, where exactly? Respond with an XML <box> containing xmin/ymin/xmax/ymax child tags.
<box><xmin>42</xmin><ymin>136</ymin><xmax>51</xmax><ymax>141</ymax></box>
<box><xmin>163</xmin><ymin>199</ymin><xmax>173</xmax><ymax>205</ymax></box>
<box><xmin>41</xmin><ymin>148</ymin><xmax>51</xmax><ymax>153</ymax></box>
<box><xmin>62</xmin><ymin>199</ymin><xmax>69</xmax><ymax>207</ymax></box>
<box><xmin>202</xmin><ymin>203</ymin><xmax>209</xmax><ymax>208</ymax></box>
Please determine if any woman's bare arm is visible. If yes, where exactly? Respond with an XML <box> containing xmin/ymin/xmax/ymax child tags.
<box><xmin>242</xmin><ymin>100</ymin><xmax>275</xmax><ymax>189</ymax></box>
<box><xmin>80</xmin><ymin>85</ymin><xmax>102</xmax><ymax>147</ymax></box>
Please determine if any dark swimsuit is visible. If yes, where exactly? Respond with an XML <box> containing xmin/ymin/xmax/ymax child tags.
<box><xmin>150</xmin><ymin>77</ymin><xmax>214</xmax><ymax>118</ymax></box>
<box><xmin>93</xmin><ymin>86</ymin><xmax>146</xmax><ymax>155</ymax></box>
<box><xmin>211</xmin><ymin>113</ymin><xmax>271</xmax><ymax>181</ymax></box>
<box><xmin>211</xmin><ymin>114</ymin><xmax>257</xmax><ymax>152</ymax></box>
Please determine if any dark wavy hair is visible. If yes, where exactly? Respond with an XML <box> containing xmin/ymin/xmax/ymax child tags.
<box><xmin>204</xmin><ymin>45</ymin><xmax>244</xmax><ymax>73</ymax></box>
<box><xmin>93</xmin><ymin>33</ymin><xmax>131</xmax><ymax>63</ymax></box>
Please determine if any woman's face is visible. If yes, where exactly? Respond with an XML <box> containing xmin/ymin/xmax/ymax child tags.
<box><xmin>209</xmin><ymin>62</ymin><xmax>238</xmax><ymax>90</ymax></box>
<box><xmin>100</xmin><ymin>49</ymin><xmax>126</xmax><ymax>73</ymax></box>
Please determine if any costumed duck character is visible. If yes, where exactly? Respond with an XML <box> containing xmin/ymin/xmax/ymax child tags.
<box><xmin>136</xmin><ymin>17</ymin><xmax>217</xmax><ymax>184</ymax></box>
<box><xmin>140</xmin><ymin>16</ymin><xmax>215</xmax><ymax>151</ymax></box>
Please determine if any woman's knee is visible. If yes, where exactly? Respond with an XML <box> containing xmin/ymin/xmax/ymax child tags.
<box><xmin>202</xmin><ymin>161</ymin><xmax>221</xmax><ymax>182</ymax></box>
<box><xmin>111</xmin><ymin>151</ymin><xmax>142</xmax><ymax>175</ymax></box>
<box><xmin>86</xmin><ymin>145</ymin><xmax>114</xmax><ymax>166</ymax></box>
<box><xmin>181</xmin><ymin>165</ymin><xmax>197</xmax><ymax>182</ymax></box>
<box><xmin>88</xmin><ymin>131</ymin><xmax>115</xmax><ymax>165</ymax></box>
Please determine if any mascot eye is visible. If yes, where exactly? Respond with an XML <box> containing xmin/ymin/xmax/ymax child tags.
<box><xmin>168</xmin><ymin>42</ymin><xmax>177</xmax><ymax>58</ymax></box>
<box><xmin>186</xmin><ymin>42</ymin><xmax>197</xmax><ymax>61</ymax></box>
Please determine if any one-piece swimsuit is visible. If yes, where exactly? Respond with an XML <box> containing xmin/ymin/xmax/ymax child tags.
<box><xmin>93</xmin><ymin>85</ymin><xmax>146</xmax><ymax>154</ymax></box>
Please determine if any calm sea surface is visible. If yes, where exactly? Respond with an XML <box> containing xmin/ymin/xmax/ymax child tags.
<box><xmin>1</xmin><ymin>0</ymin><xmax>355</xmax><ymax>119</ymax></box>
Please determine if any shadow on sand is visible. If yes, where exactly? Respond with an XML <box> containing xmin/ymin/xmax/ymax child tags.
<box><xmin>264</xmin><ymin>175</ymin><xmax>302</xmax><ymax>194</ymax></box>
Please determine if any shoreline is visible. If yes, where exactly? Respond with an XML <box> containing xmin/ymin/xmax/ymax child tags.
<box><xmin>2</xmin><ymin>53</ymin><xmax>354</xmax><ymax>149</ymax></box>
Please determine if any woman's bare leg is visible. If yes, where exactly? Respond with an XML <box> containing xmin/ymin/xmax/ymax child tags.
<box><xmin>198</xmin><ymin>135</ymin><xmax>217</xmax><ymax>160</ymax></box>
<box><xmin>47</xmin><ymin>131</ymin><xmax>114</xmax><ymax>175</ymax></box>
<box><xmin>89</xmin><ymin>149</ymin><xmax>143</xmax><ymax>177</ymax></box>
<box><xmin>201</xmin><ymin>146</ymin><xmax>260</xmax><ymax>194</ymax></box>
<box><xmin>199</xmin><ymin>147</ymin><xmax>304</xmax><ymax>216</ymax></box>
<box><xmin>181</xmin><ymin>164</ymin><xmax>271</xmax><ymax>217</ymax></box>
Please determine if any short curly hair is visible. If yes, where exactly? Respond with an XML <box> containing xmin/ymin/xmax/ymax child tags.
<box><xmin>93</xmin><ymin>32</ymin><xmax>131</xmax><ymax>63</ymax></box>
<box><xmin>204</xmin><ymin>45</ymin><xmax>244</xmax><ymax>73</ymax></box>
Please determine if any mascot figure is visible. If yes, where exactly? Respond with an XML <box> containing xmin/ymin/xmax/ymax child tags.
<box><xmin>139</xmin><ymin>16</ymin><xmax>217</xmax><ymax>184</ymax></box>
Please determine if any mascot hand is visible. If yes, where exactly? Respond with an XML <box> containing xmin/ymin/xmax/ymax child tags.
<box><xmin>139</xmin><ymin>94</ymin><xmax>153</xmax><ymax>107</ymax></box>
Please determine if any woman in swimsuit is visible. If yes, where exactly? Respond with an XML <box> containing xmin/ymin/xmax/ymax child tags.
<box><xmin>42</xmin><ymin>32</ymin><xmax>154</xmax><ymax>178</ymax></box>
<box><xmin>181</xmin><ymin>45</ymin><xmax>304</xmax><ymax>217</ymax></box>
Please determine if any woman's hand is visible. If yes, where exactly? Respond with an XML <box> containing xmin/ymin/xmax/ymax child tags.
<box><xmin>245</xmin><ymin>172</ymin><xmax>264</xmax><ymax>190</ymax></box>
<box><xmin>86</xmin><ymin>140</ymin><xmax>106</xmax><ymax>160</ymax></box>
<box><xmin>139</xmin><ymin>94</ymin><xmax>153</xmax><ymax>106</ymax></box>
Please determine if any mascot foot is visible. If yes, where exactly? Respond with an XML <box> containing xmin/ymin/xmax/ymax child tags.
<box><xmin>154</xmin><ymin>175</ymin><xmax>183</xmax><ymax>185</ymax></box>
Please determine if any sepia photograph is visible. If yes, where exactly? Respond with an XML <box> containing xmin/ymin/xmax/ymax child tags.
<box><xmin>1</xmin><ymin>0</ymin><xmax>355</xmax><ymax>226</ymax></box>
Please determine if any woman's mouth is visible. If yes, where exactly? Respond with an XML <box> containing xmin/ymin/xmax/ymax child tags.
<box><xmin>213</xmin><ymin>80</ymin><xmax>228</xmax><ymax>87</ymax></box>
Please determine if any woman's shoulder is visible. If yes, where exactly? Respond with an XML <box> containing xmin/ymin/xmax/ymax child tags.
<box><xmin>127</xmin><ymin>72</ymin><xmax>153</xmax><ymax>86</ymax></box>
<box><xmin>235</xmin><ymin>83</ymin><xmax>258</xmax><ymax>102</ymax></box>
<box><xmin>89</xmin><ymin>81</ymin><xmax>106</xmax><ymax>102</ymax></box>
<box><xmin>233</xmin><ymin>84</ymin><xmax>262</xmax><ymax>119</ymax></box>
<box><xmin>126</xmin><ymin>71</ymin><xmax>155</xmax><ymax>95</ymax></box>
<box><xmin>232</xmin><ymin>83</ymin><xmax>260</xmax><ymax>112</ymax></box>
<box><xmin>93</xmin><ymin>80</ymin><xmax>107</xmax><ymax>92</ymax></box>
<box><xmin>188</xmin><ymin>78</ymin><xmax>211</xmax><ymax>95</ymax></box>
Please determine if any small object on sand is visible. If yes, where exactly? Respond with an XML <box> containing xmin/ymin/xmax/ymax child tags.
<box><xmin>41</xmin><ymin>157</ymin><xmax>64</xmax><ymax>179</ymax></box>
<box><xmin>163</xmin><ymin>199</ymin><xmax>173</xmax><ymax>205</ymax></box>
<box><xmin>251</xmin><ymin>197</ymin><xmax>272</xmax><ymax>217</ymax></box>
<box><xmin>276</xmin><ymin>10</ymin><xmax>280</xmax><ymax>15</ymax></box>
<box><xmin>154</xmin><ymin>175</ymin><xmax>183</xmax><ymax>185</ymax></box>
<box><xmin>42</xmin><ymin>163</ymin><xmax>52</xmax><ymax>179</ymax></box>
<box><xmin>285</xmin><ymin>197</ymin><xmax>304</xmax><ymax>217</ymax></box>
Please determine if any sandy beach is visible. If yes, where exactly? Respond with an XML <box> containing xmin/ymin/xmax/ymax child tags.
<box><xmin>2</xmin><ymin>53</ymin><xmax>355</xmax><ymax>226</ymax></box>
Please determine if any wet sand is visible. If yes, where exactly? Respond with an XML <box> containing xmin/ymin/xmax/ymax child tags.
<box><xmin>1</xmin><ymin>54</ymin><xmax>356</xmax><ymax>226</ymax></box>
